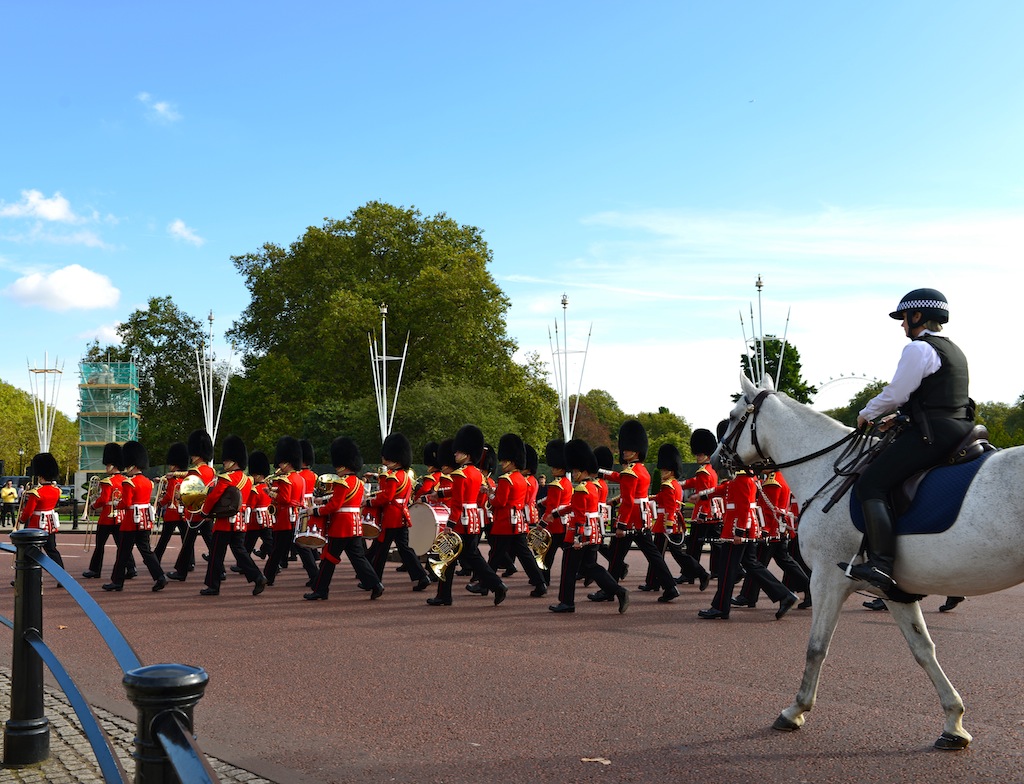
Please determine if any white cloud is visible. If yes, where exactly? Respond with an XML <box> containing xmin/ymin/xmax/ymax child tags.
<box><xmin>78</xmin><ymin>322</ymin><xmax>122</xmax><ymax>345</ymax></box>
<box><xmin>168</xmin><ymin>219</ymin><xmax>204</xmax><ymax>246</ymax></box>
<box><xmin>0</xmin><ymin>190</ymin><xmax>80</xmax><ymax>222</ymax></box>
<box><xmin>3</xmin><ymin>264</ymin><xmax>120</xmax><ymax>311</ymax></box>
<box><xmin>137</xmin><ymin>91</ymin><xmax>182</xmax><ymax>123</ymax></box>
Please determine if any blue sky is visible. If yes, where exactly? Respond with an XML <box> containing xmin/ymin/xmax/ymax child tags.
<box><xmin>3</xmin><ymin>1</ymin><xmax>1023</xmax><ymax>440</ymax></box>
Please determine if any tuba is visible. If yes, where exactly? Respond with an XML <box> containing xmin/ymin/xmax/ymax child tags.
<box><xmin>526</xmin><ymin>525</ymin><xmax>552</xmax><ymax>571</ymax></box>
<box><xmin>426</xmin><ymin>528</ymin><xmax>463</xmax><ymax>581</ymax></box>
<box><xmin>177</xmin><ymin>475</ymin><xmax>210</xmax><ymax>512</ymax></box>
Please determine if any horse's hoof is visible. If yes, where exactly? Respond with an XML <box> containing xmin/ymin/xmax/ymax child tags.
<box><xmin>934</xmin><ymin>732</ymin><xmax>970</xmax><ymax>751</ymax></box>
<box><xmin>772</xmin><ymin>714</ymin><xmax>801</xmax><ymax>732</ymax></box>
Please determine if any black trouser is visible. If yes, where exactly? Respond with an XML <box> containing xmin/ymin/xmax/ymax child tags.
<box><xmin>648</xmin><ymin>532</ymin><xmax>707</xmax><ymax>584</ymax></box>
<box><xmin>89</xmin><ymin>525</ymin><xmax>135</xmax><ymax>575</ymax></box>
<box><xmin>559</xmin><ymin>543</ymin><xmax>618</xmax><ymax>606</ymax></box>
<box><xmin>686</xmin><ymin>520</ymin><xmax>721</xmax><ymax>575</ymax></box>
<box><xmin>1</xmin><ymin>503</ymin><xmax>16</xmax><ymax>526</ymax></box>
<box><xmin>313</xmin><ymin>536</ymin><xmax>379</xmax><ymax>596</ymax></box>
<box><xmin>710</xmin><ymin>541</ymin><xmax>745</xmax><ymax>617</ymax></box>
<box><xmin>607</xmin><ymin>530</ymin><xmax>674</xmax><ymax>590</ymax></box>
<box><xmin>153</xmin><ymin>518</ymin><xmax>186</xmax><ymax>561</ymax></box>
<box><xmin>206</xmin><ymin>529</ymin><xmax>263</xmax><ymax>591</ymax></box>
<box><xmin>370</xmin><ymin>527</ymin><xmax>428</xmax><ymax>583</ymax></box>
<box><xmin>541</xmin><ymin>531</ymin><xmax>566</xmax><ymax>584</ymax></box>
<box><xmin>264</xmin><ymin>529</ymin><xmax>296</xmax><ymax>583</ymax></box>
<box><xmin>42</xmin><ymin>533</ymin><xmax>64</xmax><ymax>571</ymax></box>
<box><xmin>436</xmin><ymin>532</ymin><xmax>502</xmax><ymax>602</ymax></box>
<box><xmin>739</xmin><ymin>539</ymin><xmax>808</xmax><ymax>603</ymax></box>
<box><xmin>173</xmin><ymin>519</ymin><xmax>211</xmax><ymax>577</ymax></box>
<box><xmin>244</xmin><ymin>528</ymin><xmax>273</xmax><ymax>554</ymax></box>
<box><xmin>737</xmin><ymin>541</ymin><xmax>791</xmax><ymax>604</ymax></box>
<box><xmin>111</xmin><ymin>530</ymin><xmax>163</xmax><ymax>586</ymax></box>
<box><xmin>488</xmin><ymin>533</ymin><xmax>546</xmax><ymax>586</ymax></box>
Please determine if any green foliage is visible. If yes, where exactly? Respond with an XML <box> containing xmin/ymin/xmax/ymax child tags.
<box><xmin>634</xmin><ymin>406</ymin><xmax>694</xmax><ymax>462</ymax></box>
<box><xmin>824</xmin><ymin>380</ymin><xmax>886</xmax><ymax>427</ymax></box>
<box><xmin>975</xmin><ymin>401</ymin><xmax>1024</xmax><ymax>448</ymax></box>
<box><xmin>0</xmin><ymin>379</ymin><xmax>79</xmax><ymax>479</ymax></box>
<box><xmin>740</xmin><ymin>336</ymin><xmax>818</xmax><ymax>404</ymax></box>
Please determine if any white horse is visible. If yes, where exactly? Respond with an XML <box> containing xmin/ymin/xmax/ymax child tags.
<box><xmin>714</xmin><ymin>374</ymin><xmax>1024</xmax><ymax>750</ymax></box>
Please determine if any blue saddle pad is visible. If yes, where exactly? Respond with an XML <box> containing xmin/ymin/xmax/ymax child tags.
<box><xmin>850</xmin><ymin>452</ymin><xmax>994</xmax><ymax>536</ymax></box>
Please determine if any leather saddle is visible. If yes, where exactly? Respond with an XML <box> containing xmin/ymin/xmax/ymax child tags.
<box><xmin>890</xmin><ymin>425</ymin><xmax>995</xmax><ymax>516</ymax></box>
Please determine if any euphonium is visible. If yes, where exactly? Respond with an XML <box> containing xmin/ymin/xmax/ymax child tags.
<box><xmin>526</xmin><ymin>525</ymin><xmax>552</xmax><ymax>571</ymax></box>
<box><xmin>426</xmin><ymin>528</ymin><xmax>463</xmax><ymax>581</ymax></box>
<box><xmin>315</xmin><ymin>472</ymin><xmax>341</xmax><ymax>498</ymax></box>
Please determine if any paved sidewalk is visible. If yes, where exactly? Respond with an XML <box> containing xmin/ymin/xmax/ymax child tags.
<box><xmin>0</xmin><ymin>666</ymin><xmax>274</xmax><ymax>783</ymax></box>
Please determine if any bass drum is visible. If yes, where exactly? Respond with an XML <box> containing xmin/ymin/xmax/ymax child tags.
<box><xmin>409</xmin><ymin>502</ymin><xmax>447</xmax><ymax>555</ymax></box>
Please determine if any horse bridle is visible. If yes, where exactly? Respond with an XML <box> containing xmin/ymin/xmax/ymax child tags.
<box><xmin>717</xmin><ymin>389</ymin><xmax>859</xmax><ymax>474</ymax></box>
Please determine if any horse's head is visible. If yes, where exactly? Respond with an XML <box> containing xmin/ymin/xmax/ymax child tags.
<box><xmin>712</xmin><ymin>375</ymin><xmax>777</xmax><ymax>474</ymax></box>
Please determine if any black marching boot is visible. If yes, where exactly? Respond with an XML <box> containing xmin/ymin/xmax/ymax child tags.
<box><xmin>840</xmin><ymin>499</ymin><xmax>897</xmax><ymax>592</ymax></box>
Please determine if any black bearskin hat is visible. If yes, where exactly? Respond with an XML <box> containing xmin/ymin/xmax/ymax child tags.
<box><xmin>657</xmin><ymin>443</ymin><xmax>684</xmax><ymax>478</ymax></box>
<box><xmin>690</xmin><ymin>428</ymin><xmax>718</xmax><ymax>458</ymax></box>
<box><xmin>564</xmin><ymin>439</ymin><xmax>598</xmax><ymax>474</ymax></box>
<box><xmin>122</xmin><ymin>440</ymin><xmax>150</xmax><ymax>472</ymax></box>
<box><xmin>478</xmin><ymin>443</ymin><xmax>497</xmax><ymax>475</ymax></box>
<box><xmin>222</xmin><ymin>435</ymin><xmax>248</xmax><ymax>470</ymax></box>
<box><xmin>300</xmin><ymin>439</ymin><xmax>315</xmax><ymax>467</ymax></box>
<box><xmin>545</xmin><ymin>438</ymin><xmax>566</xmax><ymax>470</ymax></box>
<box><xmin>30</xmin><ymin>452</ymin><xmax>59</xmax><ymax>481</ymax></box>
<box><xmin>102</xmin><ymin>442</ymin><xmax>124</xmax><ymax>470</ymax></box>
<box><xmin>274</xmin><ymin>436</ymin><xmax>303</xmax><ymax>470</ymax></box>
<box><xmin>248</xmin><ymin>450</ymin><xmax>271</xmax><ymax>478</ymax></box>
<box><xmin>525</xmin><ymin>443</ymin><xmax>539</xmax><ymax>475</ymax></box>
<box><xmin>188</xmin><ymin>429</ymin><xmax>214</xmax><ymax>463</ymax></box>
<box><xmin>594</xmin><ymin>446</ymin><xmax>614</xmax><ymax>471</ymax></box>
<box><xmin>617</xmin><ymin>419</ymin><xmax>648</xmax><ymax>462</ymax></box>
<box><xmin>453</xmin><ymin>424</ymin><xmax>485</xmax><ymax>463</ymax></box>
<box><xmin>716</xmin><ymin>419</ymin><xmax>729</xmax><ymax>442</ymax></box>
<box><xmin>497</xmin><ymin>433</ymin><xmax>527</xmax><ymax>469</ymax></box>
<box><xmin>437</xmin><ymin>439</ymin><xmax>457</xmax><ymax>470</ymax></box>
<box><xmin>165</xmin><ymin>442</ymin><xmax>189</xmax><ymax>471</ymax></box>
<box><xmin>330</xmin><ymin>437</ymin><xmax>363</xmax><ymax>474</ymax></box>
<box><xmin>422</xmin><ymin>441</ymin><xmax>439</xmax><ymax>468</ymax></box>
<box><xmin>381</xmin><ymin>433</ymin><xmax>412</xmax><ymax>469</ymax></box>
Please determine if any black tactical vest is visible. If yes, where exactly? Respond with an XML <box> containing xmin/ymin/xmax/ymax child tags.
<box><xmin>906</xmin><ymin>334</ymin><xmax>971</xmax><ymax>418</ymax></box>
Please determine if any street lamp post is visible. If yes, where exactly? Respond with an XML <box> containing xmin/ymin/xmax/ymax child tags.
<box><xmin>18</xmin><ymin>447</ymin><xmax>25</xmax><ymax>475</ymax></box>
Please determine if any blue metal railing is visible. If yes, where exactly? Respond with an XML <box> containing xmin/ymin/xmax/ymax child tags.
<box><xmin>2</xmin><ymin>530</ymin><xmax>219</xmax><ymax>782</ymax></box>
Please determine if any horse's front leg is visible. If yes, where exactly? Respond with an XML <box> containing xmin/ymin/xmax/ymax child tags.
<box><xmin>773</xmin><ymin>571</ymin><xmax>852</xmax><ymax>732</ymax></box>
<box><xmin>886</xmin><ymin>602</ymin><xmax>971</xmax><ymax>750</ymax></box>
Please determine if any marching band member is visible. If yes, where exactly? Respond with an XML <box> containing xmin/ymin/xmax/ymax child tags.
<box><xmin>199</xmin><ymin>435</ymin><xmax>267</xmax><ymax>596</ymax></box>
<box><xmin>732</xmin><ymin>470</ymin><xmax>809</xmax><ymax>610</ymax></box>
<box><xmin>165</xmin><ymin>429</ymin><xmax>216</xmax><ymax>582</ymax></box>
<box><xmin>263</xmin><ymin>436</ymin><xmax>306</xmax><ymax>586</ymax></box>
<box><xmin>244</xmin><ymin>451</ymin><xmax>274</xmax><ymax>558</ymax></box>
<box><xmin>592</xmin><ymin>420</ymin><xmax>678</xmax><ymax>604</ymax></box>
<box><xmin>644</xmin><ymin>443</ymin><xmax>710</xmax><ymax>592</ymax></box>
<box><xmin>18</xmin><ymin>453</ymin><xmax>65</xmax><ymax>571</ymax></box>
<box><xmin>104</xmin><ymin>441</ymin><xmax>167</xmax><ymax>592</ymax></box>
<box><xmin>678</xmin><ymin>429</ymin><xmax>722</xmax><ymax>577</ymax></box>
<box><xmin>699</xmin><ymin>470</ymin><xmax>797</xmax><ymax>620</ymax></box>
<box><xmin>413</xmin><ymin>441</ymin><xmax>442</xmax><ymax>502</ymax></box>
<box><xmin>549</xmin><ymin>439</ymin><xmax>628</xmax><ymax>614</ymax></box>
<box><xmin>477</xmin><ymin>433</ymin><xmax>547</xmax><ymax>597</ymax></box>
<box><xmin>291</xmin><ymin>439</ymin><xmax>322</xmax><ymax>581</ymax></box>
<box><xmin>84</xmin><ymin>442</ymin><xmax>134</xmax><ymax>579</ymax></box>
<box><xmin>365</xmin><ymin>432</ymin><xmax>431</xmax><ymax>592</ymax></box>
<box><xmin>523</xmin><ymin>444</ymin><xmax>541</xmax><ymax>529</ymax></box>
<box><xmin>540</xmin><ymin>439</ymin><xmax>570</xmax><ymax>585</ymax></box>
<box><xmin>305</xmin><ymin>437</ymin><xmax>382</xmax><ymax>600</ymax></box>
<box><xmin>427</xmin><ymin>425</ymin><xmax>508</xmax><ymax>607</ymax></box>
<box><xmin>153</xmin><ymin>442</ymin><xmax>189</xmax><ymax>563</ymax></box>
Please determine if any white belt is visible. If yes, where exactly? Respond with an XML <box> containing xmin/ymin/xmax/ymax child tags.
<box><xmin>585</xmin><ymin>512</ymin><xmax>600</xmax><ymax>520</ymax></box>
<box><xmin>340</xmin><ymin>507</ymin><xmax>361</xmax><ymax>513</ymax></box>
<box><xmin>463</xmin><ymin>504</ymin><xmax>479</xmax><ymax>509</ymax></box>
<box><xmin>633</xmin><ymin>498</ymin><xmax>648</xmax><ymax>504</ymax></box>
<box><xmin>131</xmin><ymin>504</ymin><xmax>151</xmax><ymax>512</ymax></box>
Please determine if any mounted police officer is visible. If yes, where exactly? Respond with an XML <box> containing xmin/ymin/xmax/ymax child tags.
<box><xmin>843</xmin><ymin>288</ymin><xmax>975</xmax><ymax>593</ymax></box>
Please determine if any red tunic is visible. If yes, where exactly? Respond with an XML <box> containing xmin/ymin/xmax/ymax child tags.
<box><xmin>21</xmin><ymin>483</ymin><xmax>61</xmax><ymax>533</ymax></box>
<box><xmin>543</xmin><ymin>476</ymin><xmax>572</xmax><ymax>535</ymax></box>
<box><xmin>566</xmin><ymin>479</ymin><xmax>602</xmax><ymax>545</ymax></box>
<box><xmin>202</xmin><ymin>469</ymin><xmax>251</xmax><ymax>532</ymax></box>
<box><xmin>604</xmin><ymin>462</ymin><xmax>652</xmax><ymax>530</ymax></box>
<box><xmin>314</xmin><ymin>474</ymin><xmax>365</xmax><ymax>538</ymax></box>
<box><xmin>414</xmin><ymin>471</ymin><xmax>441</xmax><ymax>502</ymax></box>
<box><xmin>758</xmin><ymin>471</ymin><xmax>792</xmax><ymax>539</ymax></box>
<box><xmin>183</xmin><ymin>463</ymin><xmax>216</xmax><ymax>527</ymax></box>
<box><xmin>247</xmin><ymin>480</ymin><xmax>273</xmax><ymax>531</ymax></box>
<box><xmin>447</xmin><ymin>463</ymin><xmax>485</xmax><ymax>535</ymax></box>
<box><xmin>523</xmin><ymin>474</ymin><xmax>540</xmax><ymax>527</ymax></box>
<box><xmin>92</xmin><ymin>474</ymin><xmax>124</xmax><ymax>528</ymax></box>
<box><xmin>709</xmin><ymin>473</ymin><xmax>760</xmax><ymax>540</ymax></box>
<box><xmin>270</xmin><ymin>471</ymin><xmax>304</xmax><ymax>532</ymax></box>
<box><xmin>681</xmin><ymin>463</ymin><xmax>720</xmax><ymax>521</ymax></box>
<box><xmin>159</xmin><ymin>475</ymin><xmax>184</xmax><ymax>524</ymax></box>
<box><xmin>652</xmin><ymin>477</ymin><xmax>682</xmax><ymax>535</ymax></box>
<box><xmin>118</xmin><ymin>474</ymin><xmax>155</xmax><ymax>532</ymax></box>
<box><xmin>490</xmin><ymin>470</ymin><xmax>528</xmax><ymax>535</ymax></box>
<box><xmin>367</xmin><ymin>469</ymin><xmax>413</xmax><ymax>529</ymax></box>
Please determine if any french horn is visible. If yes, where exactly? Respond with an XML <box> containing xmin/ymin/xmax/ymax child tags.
<box><xmin>526</xmin><ymin>525</ymin><xmax>551</xmax><ymax>571</ymax></box>
<box><xmin>426</xmin><ymin>528</ymin><xmax>463</xmax><ymax>581</ymax></box>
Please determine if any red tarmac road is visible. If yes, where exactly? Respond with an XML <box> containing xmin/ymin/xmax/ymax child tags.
<box><xmin>6</xmin><ymin>536</ymin><xmax>1024</xmax><ymax>784</ymax></box>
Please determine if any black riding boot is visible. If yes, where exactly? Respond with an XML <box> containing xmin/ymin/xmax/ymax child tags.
<box><xmin>841</xmin><ymin>499</ymin><xmax>897</xmax><ymax>592</ymax></box>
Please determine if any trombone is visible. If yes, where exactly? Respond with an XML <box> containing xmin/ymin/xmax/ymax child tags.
<box><xmin>82</xmin><ymin>474</ymin><xmax>101</xmax><ymax>551</ymax></box>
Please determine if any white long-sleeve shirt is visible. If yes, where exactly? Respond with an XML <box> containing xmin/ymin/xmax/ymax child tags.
<box><xmin>859</xmin><ymin>330</ymin><xmax>942</xmax><ymax>423</ymax></box>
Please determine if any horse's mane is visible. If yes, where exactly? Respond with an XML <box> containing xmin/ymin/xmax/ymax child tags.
<box><xmin>774</xmin><ymin>389</ymin><xmax>855</xmax><ymax>436</ymax></box>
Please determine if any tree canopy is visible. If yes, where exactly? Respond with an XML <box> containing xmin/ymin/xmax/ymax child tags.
<box><xmin>0</xmin><ymin>379</ymin><xmax>78</xmax><ymax>481</ymax></box>
<box><xmin>738</xmin><ymin>335</ymin><xmax>817</xmax><ymax>404</ymax></box>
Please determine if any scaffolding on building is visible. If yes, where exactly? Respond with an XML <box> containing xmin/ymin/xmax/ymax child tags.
<box><xmin>78</xmin><ymin>362</ymin><xmax>140</xmax><ymax>472</ymax></box>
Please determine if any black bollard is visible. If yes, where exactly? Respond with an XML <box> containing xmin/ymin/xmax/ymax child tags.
<box><xmin>123</xmin><ymin>663</ymin><xmax>212</xmax><ymax>783</ymax></box>
<box><xmin>3</xmin><ymin>528</ymin><xmax>51</xmax><ymax>766</ymax></box>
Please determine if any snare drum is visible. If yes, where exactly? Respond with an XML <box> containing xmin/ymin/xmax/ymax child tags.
<box><xmin>294</xmin><ymin>512</ymin><xmax>327</xmax><ymax>549</ymax></box>
<box><xmin>361</xmin><ymin>513</ymin><xmax>382</xmax><ymax>540</ymax></box>
<box><xmin>409</xmin><ymin>502</ymin><xmax>447</xmax><ymax>554</ymax></box>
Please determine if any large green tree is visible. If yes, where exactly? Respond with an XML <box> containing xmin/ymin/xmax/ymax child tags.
<box><xmin>0</xmin><ymin>379</ymin><xmax>78</xmax><ymax>480</ymax></box>
<box><xmin>84</xmin><ymin>296</ymin><xmax>207</xmax><ymax>458</ymax></box>
<box><xmin>739</xmin><ymin>335</ymin><xmax>817</xmax><ymax>404</ymax></box>
<box><xmin>224</xmin><ymin>201</ymin><xmax>555</xmax><ymax>447</ymax></box>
